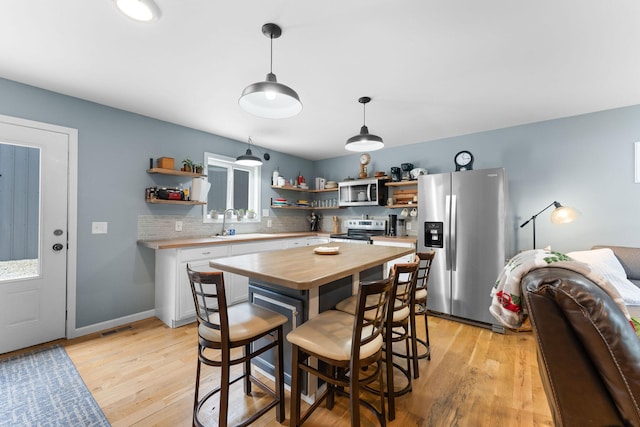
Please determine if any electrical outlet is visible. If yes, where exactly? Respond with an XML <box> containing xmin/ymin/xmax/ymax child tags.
<box><xmin>175</xmin><ymin>221</ymin><xmax>183</xmax><ymax>232</ymax></box>
<box><xmin>267</xmin><ymin>219</ymin><xmax>273</xmax><ymax>228</ymax></box>
<box><xmin>262</xmin><ymin>209</ymin><xmax>269</xmax><ymax>217</ymax></box>
<box><xmin>406</xmin><ymin>221</ymin><xmax>412</xmax><ymax>230</ymax></box>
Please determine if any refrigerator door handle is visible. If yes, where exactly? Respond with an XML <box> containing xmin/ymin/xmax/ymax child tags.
<box><xmin>451</xmin><ymin>194</ymin><xmax>457</xmax><ymax>271</ymax></box>
<box><xmin>445</xmin><ymin>195</ymin><xmax>452</xmax><ymax>270</ymax></box>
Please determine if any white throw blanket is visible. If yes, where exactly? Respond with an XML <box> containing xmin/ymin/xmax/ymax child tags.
<box><xmin>489</xmin><ymin>249</ymin><xmax>633</xmax><ymax>329</ymax></box>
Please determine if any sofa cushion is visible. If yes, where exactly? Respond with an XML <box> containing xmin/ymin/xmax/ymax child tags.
<box><xmin>593</xmin><ymin>245</ymin><xmax>640</xmax><ymax>283</ymax></box>
<box><xmin>568</xmin><ymin>248</ymin><xmax>640</xmax><ymax>306</ymax></box>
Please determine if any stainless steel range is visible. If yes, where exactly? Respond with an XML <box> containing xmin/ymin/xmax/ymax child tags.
<box><xmin>329</xmin><ymin>219</ymin><xmax>387</xmax><ymax>244</ymax></box>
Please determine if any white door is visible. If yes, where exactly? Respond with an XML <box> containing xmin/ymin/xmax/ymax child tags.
<box><xmin>0</xmin><ymin>121</ymin><xmax>69</xmax><ymax>354</ymax></box>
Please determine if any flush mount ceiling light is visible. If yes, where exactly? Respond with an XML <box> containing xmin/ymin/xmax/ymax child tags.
<box><xmin>239</xmin><ymin>23</ymin><xmax>303</xmax><ymax>119</ymax></box>
<box><xmin>114</xmin><ymin>0</ymin><xmax>160</xmax><ymax>22</ymax></box>
<box><xmin>345</xmin><ymin>97</ymin><xmax>384</xmax><ymax>152</ymax></box>
<box><xmin>235</xmin><ymin>137</ymin><xmax>265</xmax><ymax>166</ymax></box>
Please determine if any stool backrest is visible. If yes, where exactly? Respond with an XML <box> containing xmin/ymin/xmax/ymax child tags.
<box><xmin>186</xmin><ymin>265</ymin><xmax>229</xmax><ymax>341</ymax></box>
<box><xmin>393</xmin><ymin>256</ymin><xmax>420</xmax><ymax>310</ymax></box>
<box><xmin>416</xmin><ymin>251</ymin><xmax>436</xmax><ymax>292</ymax></box>
<box><xmin>352</xmin><ymin>273</ymin><xmax>395</xmax><ymax>361</ymax></box>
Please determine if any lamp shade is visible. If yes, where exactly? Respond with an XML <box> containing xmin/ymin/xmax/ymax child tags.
<box><xmin>235</xmin><ymin>148</ymin><xmax>262</xmax><ymax>166</ymax></box>
<box><xmin>239</xmin><ymin>73</ymin><xmax>302</xmax><ymax>119</ymax></box>
<box><xmin>550</xmin><ymin>204</ymin><xmax>578</xmax><ymax>224</ymax></box>
<box><xmin>345</xmin><ymin>126</ymin><xmax>385</xmax><ymax>152</ymax></box>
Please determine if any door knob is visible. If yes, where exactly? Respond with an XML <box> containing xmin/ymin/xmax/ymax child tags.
<box><xmin>52</xmin><ymin>243</ymin><xmax>64</xmax><ymax>251</ymax></box>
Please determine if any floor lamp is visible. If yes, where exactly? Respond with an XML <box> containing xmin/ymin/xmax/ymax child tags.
<box><xmin>520</xmin><ymin>201</ymin><xmax>578</xmax><ymax>249</ymax></box>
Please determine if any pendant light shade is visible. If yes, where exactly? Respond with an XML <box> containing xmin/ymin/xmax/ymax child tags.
<box><xmin>239</xmin><ymin>23</ymin><xmax>302</xmax><ymax>119</ymax></box>
<box><xmin>235</xmin><ymin>137</ymin><xmax>263</xmax><ymax>166</ymax></box>
<box><xmin>114</xmin><ymin>0</ymin><xmax>160</xmax><ymax>22</ymax></box>
<box><xmin>345</xmin><ymin>97</ymin><xmax>384</xmax><ymax>152</ymax></box>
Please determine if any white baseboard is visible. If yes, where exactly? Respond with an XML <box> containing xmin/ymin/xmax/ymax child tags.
<box><xmin>69</xmin><ymin>310</ymin><xmax>156</xmax><ymax>338</ymax></box>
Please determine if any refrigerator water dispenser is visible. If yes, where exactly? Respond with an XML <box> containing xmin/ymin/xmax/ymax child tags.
<box><xmin>424</xmin><ymin>221</ymin><xmax>443</xmax><ymax>248</ymax></box>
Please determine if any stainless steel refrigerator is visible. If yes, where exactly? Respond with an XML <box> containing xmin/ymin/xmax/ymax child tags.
<box><xmin>418</xmin><ymin>168</ymin><xmax>508</xmax><ymax>327</ymax></box>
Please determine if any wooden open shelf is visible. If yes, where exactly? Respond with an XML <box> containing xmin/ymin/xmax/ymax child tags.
<box><xmin>147</xmin><ymin>199</ymin><xmax>206</xmax><ymax>205</ymax></box>
<box><xmin>271</xmin><ymin>185</ymin><xmax>337</xmax><ymax>193</ymax></box>
<box><xmin>147</xmin><ymin>168</ymin><xmax>205</xmax><ymax>178</ymax></box>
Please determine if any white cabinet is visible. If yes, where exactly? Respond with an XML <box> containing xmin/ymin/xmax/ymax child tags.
<box><xmin>372</xmin><ymin>239</ymin><xmax>416</xmax><ymax>277</ymax></box>
<box><xmin>156</xmin><ymin>245</ymin><xmax>230</xmax><ymax>328</ymax></box>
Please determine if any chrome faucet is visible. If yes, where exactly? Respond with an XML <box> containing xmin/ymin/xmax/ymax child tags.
<box><xmin>221</xmin><ymin>208</ymin><xmax>235</xmax><ymax>236</ymax></box>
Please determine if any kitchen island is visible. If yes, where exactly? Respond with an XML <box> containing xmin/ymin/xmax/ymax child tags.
<box><xmin>209</xmin><ymin>242</ymin><xmax>414</xmax><ymax>397</ymax></box>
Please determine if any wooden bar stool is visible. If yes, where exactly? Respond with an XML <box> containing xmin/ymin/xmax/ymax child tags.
<box><xmin>335</xmin><ymin>260</ymin><xmax>420</xmax><ymax>421</ymax></box>
<box><xmin>287</xmin><ymin>276</ymin><xmax>394</xmax><ymax>426</ymax></box>
<box><xmin>187</xmin><ymin>265</ymin><xmax>287</xmax><ymax>427</ymax></box>
<box><xmin>410</xmin><ymin>251</ymin><xmax>435</xmax><ymax>378</ymax></box>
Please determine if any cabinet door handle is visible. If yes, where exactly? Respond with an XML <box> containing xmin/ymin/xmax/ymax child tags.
<box><xmin>201</xmin><ymin>251</ymin><xmax>211</xmax><ymax>255</ymax></box>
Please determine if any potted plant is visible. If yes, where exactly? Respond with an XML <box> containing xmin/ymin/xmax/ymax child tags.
<box><xmin>182</xmin><ymin>157</ymin><xmax>194</xmax><ymax>172</ymax></box>
<box><xmin>194</xmin><ymin>163</ymin><xmax>204</xmax><ymax>174</ymax></box>
<box><xmin>247</xmin><ymin>209</ymin><xmax>256</xmax><ymax>219</ymax></box>
<box><xmin>236</xmin><ymin>209</ymin><xmax>245</xmax><ymax>220</ymax></box>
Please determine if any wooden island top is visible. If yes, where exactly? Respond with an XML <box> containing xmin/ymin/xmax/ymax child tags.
<box><xmin>209</xmin><ymin>242</ymin><xmax>414</xmax><ymax>291</ymax></box>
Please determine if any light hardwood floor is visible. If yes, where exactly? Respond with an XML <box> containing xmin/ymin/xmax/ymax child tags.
<box><xmin>3</xmin><ymin>315</ymin><xmax>553</xmax><ymax>426</ymax></box>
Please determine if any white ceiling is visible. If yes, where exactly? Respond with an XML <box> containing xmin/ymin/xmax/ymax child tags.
<box><xmin>1</xmin><ymin>1</ymin><xmax>639</xmax><ymax>160</ymax></box>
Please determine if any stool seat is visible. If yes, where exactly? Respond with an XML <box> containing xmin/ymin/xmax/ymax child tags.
<box><xmin>415</xmin><ymin>288</ymin><xmax>427</xmax><ymax>301</ymax></box>
<box><xmin>287</xmin><ymin>310</ymin><xmax>382</xmax><ymax>361</ymax></box>
<box><xmin>199</xmin><ymin>302</ymin><xmax>287</xmax><ymax>343</ymax></box>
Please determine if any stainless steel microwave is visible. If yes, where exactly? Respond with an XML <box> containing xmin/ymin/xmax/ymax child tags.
<box><xmin>338</xmin><ymin>178</ymin><xmax>387</xmax><ymax>207</ymax></box>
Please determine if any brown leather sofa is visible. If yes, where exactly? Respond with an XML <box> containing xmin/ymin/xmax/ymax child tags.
<box><xmin>521</xmin><ymin>245</ymin><xmax>640</xmax><ymax>426</ymax></box>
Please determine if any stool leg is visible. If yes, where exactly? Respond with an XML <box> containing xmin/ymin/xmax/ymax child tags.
<box><xmin>349</xmin><ymin>360</ymin><xmax>361</xmax><ymax>427</ymax></box>
<box><xmin>410</xmin><ymin>309</ymin><xmax>420</xmax><ymax>379</ymax></box>
<box><xmin>193</xmin><ymin>353</ymin><xmax>202</xmax><ymax>424</ymax></box>
<box><xmin>219</xmin><ymin>347</ymin><xmax>230</xmax><ymax>427</ymax></box>
<box><xmin>290</xmin><ymin>345</ymin><xmax>302</xmax><ymax>427</ymax></box>
<box><xmin>275</xmin><ymin>327</ymin><xmax>285</xmax><ymax>423</ymax></box>
<box><xmin>424</xmin><ymin>311</ymin><xmax>431</xmax><ymax>360</ymax></box>
<box><xmin>385</xmin><ymin>326</ymin><xmax>395</xmax><ymax>421</ymax></box>
<box><xmin>244</xmin><ymin>343</ymin><xmax>251</xmax><ymax>395</ymax></box>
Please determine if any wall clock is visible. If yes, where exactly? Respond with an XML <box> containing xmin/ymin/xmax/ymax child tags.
<box><xmin>454</xmin><ymin>150</ymin><xmax>474</xmax><ymax>171</ymax></box>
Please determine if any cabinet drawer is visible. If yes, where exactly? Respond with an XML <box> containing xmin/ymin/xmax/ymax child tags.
<box><xmin>179</xmin><ymin>245</ymin><xmax>229</xmax><ymax>262</ymax></box>
<box><xmin>231</xmin><ymin>241</ymin><xmax>282</xmax><ymax>255</ymax></box>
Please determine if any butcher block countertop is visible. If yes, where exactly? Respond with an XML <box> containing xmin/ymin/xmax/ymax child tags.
<box><xmin>138</xmin><ymin>232</ymin><xmax>329</xmax><ymax>250</ymax></box>
<box><xmin>209</xmin><ymin>242</ymin><xmax>414</xmax><ymax>291</ymax></box>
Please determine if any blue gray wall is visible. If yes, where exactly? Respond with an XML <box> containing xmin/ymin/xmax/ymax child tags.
<box><xmin>315</xmin><ymin>107</ymin><xmax>640</xmax><ymax>255</ymax></box>
<box><xmin>1</xmin><ymin>76</ymin><xmax>639</xmax><ymax>328</ymax></box>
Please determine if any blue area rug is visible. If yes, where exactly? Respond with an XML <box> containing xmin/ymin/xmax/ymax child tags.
<box><xmin>0</xmin><ymin>345</ymin><xmax>110</xmax><ymax>426</ymax></box>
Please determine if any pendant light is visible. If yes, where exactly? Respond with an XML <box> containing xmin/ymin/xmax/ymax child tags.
<box><xmin>345</xmin><ymin>97</ymin><xmax>384</xmax><ymax>152</ymax></box>
<box><xmin>235</xmin><ymin>137</ymin><xmax>263</xmax><ymax>166</ymax></box>
<box><xmin>239</xmin><ymin>23</ymin><xmax>303</xmax><ymax>119</ymax></box>
<box><xmin>114</xmin><ymin>0</ymin><xmax>160</xmax><ymax>22</ymax></box>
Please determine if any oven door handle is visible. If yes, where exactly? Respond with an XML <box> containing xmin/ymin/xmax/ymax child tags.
<box><xmin>367</xmin><ymin>184</ymin><xmax>372</xmax><ymax>201</ymax></box>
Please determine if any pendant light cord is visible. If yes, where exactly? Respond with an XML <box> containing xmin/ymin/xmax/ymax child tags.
<box><xmin>363</xmin><ymin>102</ymin><xmax>367</xmax><ymax>126</ymax></box>
<box><xmin>270</xmin><ymin>35</ymin><xmax>274</xmax><ymax>74</ymax></box>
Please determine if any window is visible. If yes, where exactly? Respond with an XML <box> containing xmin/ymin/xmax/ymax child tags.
<box><xmin>203</xmin><ymin>152</ymin><xmax>261</xmax><ymax>223</ymax></box>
